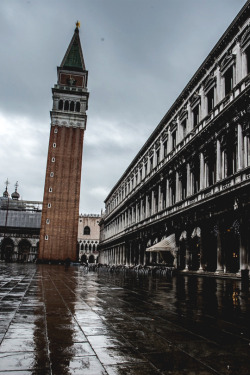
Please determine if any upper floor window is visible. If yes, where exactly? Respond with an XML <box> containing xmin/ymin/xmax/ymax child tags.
<box><xmin>240</xmin><ymin>26</ymin><xmax>250</xmax><ymax>75</ymax></box>
<box><xmin>144</xmin><ymin>162</ymin><xmax>148</xmax><ymax>175</ymax></box>
<box><xmin>172</xmin><ymin>130</ymin><xmax>177</xmax><ymax>149</ymax></box>
<box><xmin>150</xmin><ymin>156</ymin><xmax>153</xmax><ymax>171</ymax></box>
<box><xmin>220</xmin><ymin>53</ymin><xmax>235</xmax><ymax>96</ymax></box>
<box><xmin>190</xmin><ymin>93</ymin><xmax>200</xmax><ymax>128</ymax></box>
<box><xmin>156</xmin><ymin>149</ymin><xmax>160</xmax><ymax>165</ymax></box>
<box><xmin>193</xmin><ymin>105</ymin><xmax>199</xmax><ymax>127</ymax></box>
<box><xmin>207</xmin><ymin>87</ymin><xmax>214</xmax><ymax>113</ymax></box>
<box><xmin>181</xmin><ymin>119</ymin><xmax>187</xmax><ymax>138</ymax></box>
<box><xmin>245</xmin><ymin>45</ymin><xmax>250</xmax><ymax>74</ymax></box>
<box><xmin>84</xmin><ymin>226</ymin><xmax>90</xmax><ymax>235</ymax></box>
<box><xmin>224</xmin><ymin>66</ymin><xmax>234</xmax><ymax>95</ymax></box>
<box><xmin>163</xmin><ymin>139</ymin><xmax>168</xmax><ymax>157</ymax></box>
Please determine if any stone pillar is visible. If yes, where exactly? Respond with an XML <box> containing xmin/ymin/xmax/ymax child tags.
<box><xmin>198</xmin><ymin>228</ymin><xmax>205</xmax><ymax>272</ymax></box>
<box><xmin>176</xmin><ymin>171</ymin><xmax>180</xmax><ymax>202</ymax></box>
<box><xmin>166</xmin><ymin>179</ymin><xmax>170</xmax><ymax>207</ymax></box>
<box><xmin>239</xmin><ymin>221</ymin><xmax>248</xmax><ymax>272</ymax></box>
<box><xmin>215</xmin><ymin>225</ymin><xmax>224</xmax><ymax>273</ymax></box>
<box><xmin>237</xmin><ymin>123</ymin><xmax>244</xmax><ymax>171</ymax></box>
<box><xmin>200</xmin><ymin>152</ymin><xmax>205</xmax><ymax>190</ymax></box>
<box><xmin>184</xmin><ymin>239</ymin><xmax>190</xmax><ymax>271</ymax></box>
<box><xmin>186</xmin><ymin>163</ymin><xmax>191</xmax><ymax>197</ymax></box>
<box><xmin>158</xmin><ymin>184</ymin><xmax>163</xmax><ymax>211</ymax></box>
<box><xmin>140</xmin><ymin>199</ymin><xmax>143</xmax><ymax>221</ymax></box>
<box><xmin>151</xmin><ymin>190</ymin><xmax>155</xmax><ymax>215</ymax></box>
<box><xmin>235</xmin><ymin>41</ymin><xmax>242</xmax><ymax>85</ymax></box>
<box><xmin>216</xmin><ymin>139</ymin><xmax>222</xmax><ymax>181</ymax></box>
<box><xmin>242</xmin><ymin>48</ymin><xmax>248</xmax><ymax>78</ymax></box>
<box><xmin>221</xmin><ymin>150</ymin><xmax>226</xmax><ymax>179</ymax></box>
<box><xmin>243</xmin><ymin>136</ymin><xmax>249</xmax><ymax>167</ymax></box>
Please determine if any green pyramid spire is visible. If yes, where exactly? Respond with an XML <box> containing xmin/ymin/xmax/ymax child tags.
<box><xmin>61</xmin><ymin>23</ymin><xmax>85</xmax><ymax>71</ymax></box>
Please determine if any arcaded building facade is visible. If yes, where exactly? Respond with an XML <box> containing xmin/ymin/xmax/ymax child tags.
<box><xmin>78</xmin><ymin>214</ymin><xmax>101</xmax><ymax>263</ymax></box>
<box><xmin>0</xmin><ymin>183</ymin><xmax>41</xmax><ymax>263</ymax></box>
<box><xmin>99</xmin><ymin>2</ymin><xmax>250</xmax><ymax>276</ymax></box>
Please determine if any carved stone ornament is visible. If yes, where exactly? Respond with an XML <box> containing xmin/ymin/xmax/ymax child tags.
<box><xmin>204</xmin><ymin>74</ymin><xmax>216</xmax><ymax>94</ymax></box>
<box><xmin>240</xmin><ymin>25</ymin><xmax>250</xmax><ymax>51</ymax></box>
<box><xmin>170</xmin><ymin>119</ymin><xmax>177</xmax><ymax>132</ymax></box>
<box><xmin>190</xmin><ymin>92</ymin><xmax>201</xmax><ymax>108</ymax></box>
<box><xmin>220</xmin><ymin>52</ymin><xmax>236</xmax><ymax>75</ymax></box>
<box><xmin>179</xmin><ymin>106</ymin><xmax>188</xmax><ymax>121</ymax></box>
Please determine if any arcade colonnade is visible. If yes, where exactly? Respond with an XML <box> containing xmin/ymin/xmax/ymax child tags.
<box><xmin>99</xmin><ymin>2</ymin><xmax>250</xmax><ymax>276</ymax></box>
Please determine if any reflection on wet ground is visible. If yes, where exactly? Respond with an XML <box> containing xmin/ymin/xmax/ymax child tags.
<box><xmin>0</xmin><ymin>264</ymin><xmax>249</xmax><ymax>374</ymax></box>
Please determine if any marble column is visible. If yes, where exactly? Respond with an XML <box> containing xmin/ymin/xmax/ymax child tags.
<box><xmin>237</xmin><ymin>123</ymin><xmax>244</xmax><ymax>171</ymax></box>
<box><xmin>215</xmin><ymin>225</ymin><xmax>224</xmax><ymax>273</ymax></box>
<box><xmin>166</xmin><ymin>179</ymin><xmax>170</xmax><ymax>207</ymax></box>
<box><xmin>200</xmin><ymin>152</ymin><xmax>205</xmax><ymax>190</ymax></box>
<box><xmin>186</xmin><ymin>163</ymin><xmax>191</xmax><ymax>197</ymax></box>
<box><xmin>216</xmin><ymin>139</ymin><xmax>222</xmax><ymax>181</ymax></box>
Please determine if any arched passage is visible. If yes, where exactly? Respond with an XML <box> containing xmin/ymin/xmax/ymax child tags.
<box><xmin>1</xmin><ymin>238</ymin><xmax>14</xmax><ymax>262</ymax></box>
<box><xmin>18</xmin><ymin>239</ymin><xmax>31</xmax><ymax>262</ymax></box>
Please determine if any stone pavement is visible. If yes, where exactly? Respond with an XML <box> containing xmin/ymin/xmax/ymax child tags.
<box><xmin>0</xmin><ymin>264</ymin><xmax>249</xmax><ymax>375</ymax></box>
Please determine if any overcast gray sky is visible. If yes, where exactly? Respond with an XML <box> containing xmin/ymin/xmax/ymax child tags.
<box><xmin>0</xmin><ymin>0</ymin><xmax>246</xmax><ymax>214</ymax></box>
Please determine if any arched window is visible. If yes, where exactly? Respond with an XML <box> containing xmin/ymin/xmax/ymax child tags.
<box><xmin>70</xmin><ymin>101</ymin><xmax>75</xmax><ymax>111</ymax></box>
<box><xmin>83</xmin><ymin>226</ymin><xmax>90</xmax><ymax>235</ymax></box>
<box><xmin>64</xmin><ymin>100</ymin><xmax>69</xmax><ymax>110</ymax></box>
<box><xmin>59</xmin><ymin>100</ymin><xmax>63</xmax><ymax>110</ymax></box>
<box><xmin>76</xmin><ymin>102</ymin><xmax>80</xmax><ymax>112</ymax></box>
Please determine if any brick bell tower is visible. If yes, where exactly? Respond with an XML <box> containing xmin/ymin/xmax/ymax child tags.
<box><xmin>39</xmin><ymin>22</ymin><xmax>89</xmax><ymax>262</ymax></box>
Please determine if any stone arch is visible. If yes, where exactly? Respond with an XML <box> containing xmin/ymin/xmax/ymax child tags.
<box><xmin>75</xmin><ymin>102</ymin><xmax>80</xmax><ymax>112</ymax></box>
<box><xmin>1</xmin><ymin>237</ymin><xmax>14</xmax><ymax>262</ymax></box>
<box><xmin>70</xmin><ymin>101</ymin><xmax>75</xmax><ymax>111</ymax></box>
<box><xmin>88</xmin><ymin>254</ymin><xmax>95</xmax><ymax>263</ymax></box>
<box><xmin>81</xmin><ymin>254</ymin><xmax>87</xmax><ymax>264</ymax></box>
<box><xmin>58</xmin><ymin>100</ymin><xmax>63</xmax><ymax>110</ymax></box>
<box><xmin>64</xmin><ymin>100</ymin><xmax>69</xmax><ymax>110</ymax></box>
<box><xmin>18</xmin><ymin>239</ymin><xmax>31</xmax><ymax>262</ymax></box>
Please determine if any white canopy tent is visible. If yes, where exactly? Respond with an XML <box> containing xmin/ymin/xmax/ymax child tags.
<box><xmin>146</xmin><ymin>233</ymin><xmax>178</xmax><ymax>252</ymax></box>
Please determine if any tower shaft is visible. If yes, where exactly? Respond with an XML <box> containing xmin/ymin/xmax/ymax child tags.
<box><xmin>39</xmin><ymin>25</ymin><xmax>89</xmax><ymax>261</ymax></box>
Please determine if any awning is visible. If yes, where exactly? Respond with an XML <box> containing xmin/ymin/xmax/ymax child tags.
<box><xmin>146</xmin><ymin>233</ymin><xmax>177</xmax><ymax>252</ymax></box>
<box><xmin>179</xmin><ymin>231</ymin><xmax>187</xmax><ymax>241</ymax></box>
<box><xmin>191</xmin><ymin>227</ymin><xmax>201</xmax><ymax>238</ymax></box>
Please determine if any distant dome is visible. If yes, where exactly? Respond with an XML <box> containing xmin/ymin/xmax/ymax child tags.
<box><xmin>11</xmin><ymin>181</ymin><xmax>20</xmax><ymax>200</ymax></box>
<box><xmin>11</xmin><ymin>190</ymin><xmax>20</xmax><ymax>200</ymax></box>
<box><xmin>3</xmin><ymin>188</ymin><xmax>9</xmax><ymax>198</ymax></box>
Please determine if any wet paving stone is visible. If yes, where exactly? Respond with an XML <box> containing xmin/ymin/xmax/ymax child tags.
<box><xmin>0</xmin><ymin>264</ymin><xmax>250</xmax><ymax>374</ymax></box>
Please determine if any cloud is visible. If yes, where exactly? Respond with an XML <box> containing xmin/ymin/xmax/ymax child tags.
<box><xmin>0</xmin><ymin>0</ymin><xmax>246</xmax><ymax>214</ymax></box>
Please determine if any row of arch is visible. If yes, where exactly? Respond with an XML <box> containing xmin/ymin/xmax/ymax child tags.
<box><xmin>80</xmin><ymin>254</ymin><xmax>99</xmax><ymax>264</ymax></box>
<box><xmin>79</xmin><ymin>242</ymin><xmax>98</xmax><ymax>252</ymax></box>
<box><xmin>58</xmin><ymin>99</ymin><xmax>80</xmax><ymax>112</ymax></box>
<box><xmin>100</xmin><ymin>213</ymin><xmax>247</xmax><ymax>275</ymax></box>
<box><xmin>0</xmin><ymin>238</ymin><xmax>38</xmax><ymax>263</ymax></box>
